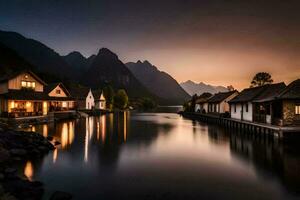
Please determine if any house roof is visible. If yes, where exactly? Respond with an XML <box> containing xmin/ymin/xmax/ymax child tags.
<box><xmin>0</xmin><ymin>89</ymin><xmax>74</xmax><ymax>101</ymax></box>
<box><xmin>92</xmin><ymin>89</ymin><xmax>105</xmax><ymax>101</ymax></box>
<box><xmin>69</xmin><ymin>87</ymin><xmax>91</xmax><ymax>100</ymax></box>
<box><xmin>44</xmin><ymin>82</ymin><xmax>71</xmax><ymax>96</ymax></box>
<box><xmin>207</xmin><ymin>91</ymin><xmax>237</xmax><ymax>103</ymax></box>
<box><xmin>276</xmin><ymin>79</ymin><xmax>300</xmax><ymax>100</ymax></box>
<box><xmin>0</xmin><ymin>70</ymin><xmax>47</xmax><ymax>86</ymax></box>
<box><xmin>253</xmin><ymin>82</ymin><xmax>286</xmax><ymax>102</ymax></box>
<box><xmin>229</xmin><ymin>83</ymin><xmax>286</xmax><ymax>103</ymax></box>
<box><xmin>195</xmin><ymin>92</ymin><xmax>213</xmax><ymax>104</ymax></box>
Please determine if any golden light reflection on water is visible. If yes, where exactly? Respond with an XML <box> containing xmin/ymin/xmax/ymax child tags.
<box><xmin>53</xmin><ymin>148</ymin><xmax>58</xmax><ymax>163</ymax></box>
<box><xmin>42</xmin><ymin>124</ymin><xmax>48</xmax><ymax>137</ymax></box>
<box><xmin>24</xmin><ymin>161</ymin><xmax>34</xmax><ymax>181</ymax></box>
<box><xmin>61</xmin><ymin>122</ymin><xmax>75</xmax><ymax>149</ymax></box>
<box><xmin>123</xmin><ymin>112</ymin><xmax>127</xmax><ymax>142</ymax></box>
<box><xmin>101</xmin><ymin>115</ymin><xmax>106</xmax><ymax>143</ymax></box>
<box><xmin>84</xmin><ymin>117</ymin><xmax>94</xmax><ymax>163</ymax></box>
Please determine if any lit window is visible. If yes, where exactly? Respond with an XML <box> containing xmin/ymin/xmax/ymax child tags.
<box><xmin>296</xmin><ymin>105</ymin><xmax>300</xmax><ymax>115</ymax></box>
<box><xmin>21</xmin><ymin>81</ymin><xmax>26</xmax><ymax>87</ymax></box>
<box><xmin>27</xmin><ymin>82</ymin><xmax>32</xmax><ymax>88</ymax></box>
<box><xmin>32</xmin><ymin>82</ymin><xmax>35</xmax><ymax>88</ymax></box>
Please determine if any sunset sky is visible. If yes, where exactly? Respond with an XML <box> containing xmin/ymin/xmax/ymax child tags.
<box><xmin>1</xmin><ymin>0</ymin><xmax>299</xmax><ymax>89</ymax></box>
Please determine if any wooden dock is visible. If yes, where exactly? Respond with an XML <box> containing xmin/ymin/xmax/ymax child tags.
<box><xmin>180</xmin><ymin>112</ymin><xmax>300</xmax><ymax>139</ymax></box>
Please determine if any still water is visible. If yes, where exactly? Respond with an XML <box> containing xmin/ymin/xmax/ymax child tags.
<box><xmin>19</xmin><ymin>111</ymin><xmax>300</xmax><ymax>200</ymax></box>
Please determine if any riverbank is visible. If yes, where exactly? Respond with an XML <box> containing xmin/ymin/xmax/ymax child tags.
<box><xmin>0</xmin><ymin>128</ymin><xmax>56</xmax><ymax>200</ymax></box>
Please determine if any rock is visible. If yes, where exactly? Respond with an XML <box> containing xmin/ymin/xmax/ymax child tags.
<box><xmin>0</xmin><ymin>148</ymin><xmax>11</xmax><ymax>163</ymax></box>
<box><xmin>10</xmin><ymin>148</ymin><xmax>27</xmax><ymax>157</ymax></box>
<box><xmin>47</xmin><ymin>136</ymin><xmax>54</xmax><ymax>141</ymax></box>
<box><xmin>50</xmin><ymin>191</ymin><xmax>73</xmax><ymax>200</ymax></box>
<box><xmin>38</xmin><ymin>146</ymin><xmax>49</xmax><ymax>153</ymax></box>
<box><xmin>0</xmin><ymin>173</ymin><xmax>4</xmax><ymax>180</ymax></box>
<box><xmin>54</xmin><ymin>141</ymin><xmax>61</xmax><ymax>146</ymax></box>
<box><xmin>4</xmin><ymin>168</ymin><xmax>17</xmax><ymax>174</ymax></box>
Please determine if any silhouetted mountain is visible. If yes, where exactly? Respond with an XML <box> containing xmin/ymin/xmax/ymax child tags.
<box><xmin>126</xmin><ymin>60</ymin><xmax>190</xmax><ymax>104</ymax></box>
<box><xmin>62</xmin><ymin>51</ymin><xmax>89</xmax><ymax>70</ymax></box>
<box><xmin>83</xmin><ymin>48</ymin><xmax>156</xmax><ymax>99</ymax></box>
<box><xmin>0</xmin><ymin>30</ymin><xmax>76</xmax><ymax>80</ymax></box>
<box><xmin>0</xmin><ymin>42</ymin><xmax>35</xmax><ymax>74</ymax></box>
<box><xmin>180</xmin><ymin>80</ymin><xmax>228</xmax><ymax>95</ymax></box>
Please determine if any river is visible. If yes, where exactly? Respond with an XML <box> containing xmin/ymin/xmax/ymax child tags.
<box><xmin>18</xmin><ymin>110</ymin><xmax>300</xmax><ymax>200</ymax></box>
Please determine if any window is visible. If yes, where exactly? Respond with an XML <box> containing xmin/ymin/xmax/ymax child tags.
<box><xmin>234</xmin><ymin>104</ymin><xmax>236</xmax><ymax>113</ymax></box>
<box><xmin>245</xmin><ymin>103</ymin><xmax>248</xmax><ymax>112</ymax></box>
<box><xmin>56</xmin><ymin>89</ymin><xmax>61</xmax><ymax>94</ymax></box>
<box><xmin>295</xmin><ymin>105</ymin><xmax>300</xmax><ymax>115</ymax></box>
<box><xmin>21</xmin><ymin>81</ymin><xmax>35</xmax><ymax>89</ymax></box>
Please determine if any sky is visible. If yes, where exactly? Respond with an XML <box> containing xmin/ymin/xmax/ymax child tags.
<box><xmin>0</xmin><ymin>0</ymin><xmax>300</xmax><ymax>89</ymax></box>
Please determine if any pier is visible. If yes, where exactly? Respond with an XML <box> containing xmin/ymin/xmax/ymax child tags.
<box><xmin>181</xmin><ymin>112</ymin><xmax>300</xmax><ymax>139</ymax></box>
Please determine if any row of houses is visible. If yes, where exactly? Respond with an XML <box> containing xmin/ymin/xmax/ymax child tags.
<box><xmin>0</xmin><ymin>70</ymin><xmax>106</xmax><ymax>118</ymax></box>
<box><xmin>193</xmin><ymin>79</ymin><xmax>300</xmax><ymax>127</ymax></box>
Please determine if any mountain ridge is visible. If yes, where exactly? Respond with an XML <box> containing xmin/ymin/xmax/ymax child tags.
<box><xmin>180</xmin><ymin>80</ymin><xmax>228</xmax><ymax>95</ymax></box>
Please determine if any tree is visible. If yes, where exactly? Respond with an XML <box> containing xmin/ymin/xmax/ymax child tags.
<box><xmin>103</xmin><ymin>85</ymin><xmax>114</xmax><ymax>110</ymax></box>
<box><xmin>114</xmin><ymin>89</ymin><xmax>129</xmax><ymax>110</ymax></box>
<box><xmin>250</xmin><ymin>72</ymin><xmax>273</xmax><ymax>87</ymax></box>
<box><xmin>140</xmin><ymin>97</ymin><xmax>157</xmax><ymax>111</ymax></box>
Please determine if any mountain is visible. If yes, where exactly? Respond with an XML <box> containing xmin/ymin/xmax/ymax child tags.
<box><xmin>126</xmin><ymin>60</ymin><xmax>190</xmax><ymax>104</ymax></box>
<box><xmin>180</xmin><ymin>80</ymin><xmax>228</xmax><ymax>95</ymax></box>
<box><xmin>62</xmin><ymin>51</ymin><xmax>89</xmax><ymax>70</ymax></box>
<box><xmin>83</xmin><ymin>48</ymin><xmax>156</xmax><ymax>99</ymax></box>
<box><xmin>0</xmin><ymin>30</ymin><xmax>76</xmax><ymax>80</ymax></box>
<box><xmin>0</xmin><ymin>42</ymin><xmax>35</xmax><ymax>74</ymax></box>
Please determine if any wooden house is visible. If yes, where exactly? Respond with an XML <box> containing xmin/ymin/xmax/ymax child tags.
<box><xmin>44</xmin><ymin>83</ymin><xmax>75</xmax><ymax>112</ymax></box>
<box><xmin>0</xmin><ymin>70</ymin><xmax>74</xmax><ymax>118</ymax></box>
<box><xmin>207</xmin><ymin>91</ymin><xmax>238</xmax><ymax>114</ymax></box>
<box><xmin>69</xmin><ymin>87</ymin><xmax>95</xmax><ymax>110</ymax></box>
<box><xmin>0</xmin><ymin>70</ymin><xmax>48</xmax><ymax>117</ymax></box>
<box><xmin>194</xmin><ymin>92</ymin><xmax>213</xmax><ymax>113</ymax></box>
<box><xmin>92</xmin><ymin>90</ymin><xmax>106</xmax><ymax>110</ymax></box>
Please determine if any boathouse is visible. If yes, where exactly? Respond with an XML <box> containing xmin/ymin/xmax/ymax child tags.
<box><xmin>207</xmin><ymin>91</ymin><xmax>238</xmax><ymax>114</ymax></box>
<box><xmin>194</xmin><ymin>92</ymin><xmax>212</xmax><ymax>113</ymax></box>
<box><xmin>69</xmin><ymin>87</ymin><xmax>95</xmax><ymax>110</ymax></box>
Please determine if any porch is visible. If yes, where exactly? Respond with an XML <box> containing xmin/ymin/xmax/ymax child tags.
<box><xmin>4</xmin><ymin>100</ymin><xmax>48</xmax><ymax>118</ymax></box>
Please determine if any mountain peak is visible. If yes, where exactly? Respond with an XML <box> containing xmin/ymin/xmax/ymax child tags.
<box><xmin>143</xmin><ymin>60</ymin><xmax>152</xmax><ymax>66</ymax></box>
<box><xmin>65</xmin><ymin>51</ymin><xmax>86</xmax><ymax>59</ymax></box>
<box><xmin>97</xmin><ymin>48</ymin><xmax>118</xmax><ymax>60</ymax></box>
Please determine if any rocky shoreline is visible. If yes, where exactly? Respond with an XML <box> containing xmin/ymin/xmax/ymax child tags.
<box><xmin>0</xmin><ymin>128</ymin><xmax>71</xmax><ymax>200</ymax></box>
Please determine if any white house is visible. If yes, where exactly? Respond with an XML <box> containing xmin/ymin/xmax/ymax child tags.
<box><xmin>92</xmin><ymin>90</ymin><xmax>106</xmax><ymax>110</ymax></box>
<box><xmin>69</xmin><ymin>87</ymin><xmax>95</xmax><ymax>110</ymax></box>
<box><xmin>194</xmin><ymin>92</ymin><xmax>213</xmax><ymax>113</ymax></box>
<box><xmin>207</xmin><ymin>91</ymin><xmax>239</xmax><ymax>114</ymax></box>
<box><xmin>229</xmin><ymin>83</ymin><xmax>286</xmax><ymax>123</ymax></box>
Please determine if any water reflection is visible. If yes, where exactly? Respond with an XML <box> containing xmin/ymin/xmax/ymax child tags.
<box><xmin>17</xmin><ymin>113</ymin><xmax>300</xmax><ymax>199</ymax></box>
<box><xmin>24</xmin><ymin>161</ymin><xmax>34</xmax><ymax>181</ymax></box>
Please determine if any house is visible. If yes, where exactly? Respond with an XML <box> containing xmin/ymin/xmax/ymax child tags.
<box><xmin>44</xmin><ymin>83</ymin><xmax>75</xmax><ymax>112</ymax></box>
<box><xmin>229</xmin><ymin>83</ymin><xmax>286</xmax><ymax>124</ymax></box>
<box><xmin>207</xmin><ymin>91</ymin><xmax>238</xmax><ymax>114</ymax></box>
<box><xmin>194</xmin><ymin>92</ymin><xmax>213</xmax><ymax>113</ymax></box>
<box><xmin>0</xmin><ymin>70</ymin><xmax>48</xmax><ymax>117</ymax></box>
<box><xmin>0</xmin><ymin>70</ymin><xmax>74</xmax><ymax>118</ymax></box>
<box><xmin>270</xmin><ymin>79</ymin><xmax>300</xmax><ymax>126</ymax></box>
<box><xmin>92</xmin><ymin>90</ymin><xmax>106</xmax><ymax>110</ymax></box>
<box><xmin>69</xmin><ymin>87</ymin><xmax>95</xmax><ymax>110</ymax></box>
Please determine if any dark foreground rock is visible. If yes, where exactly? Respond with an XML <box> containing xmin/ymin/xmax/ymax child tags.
<box><xmin>0</xmin><ymin>129</ymin><xmax>56</xmax><ymax>200</ymax></box>
<box><xmin>50</xmin><ymin>191</ymin><xmax>73</xmax><ymax>200</ymax></box>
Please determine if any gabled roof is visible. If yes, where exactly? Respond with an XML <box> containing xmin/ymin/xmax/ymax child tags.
<box><xmin>253</xmin><ymin>82</ymin><xmax>286</xmax><ymax>102</ymax></box>
<box><xmin>229</xmin><ymin>83</ymin><xmax>286</xmax><ymax>103</ymax></box>
<box><xmin>208</xmin><ymin>91</ymin><xmax>237</xmax><ymax>103</ymax></box>
<box><xmin>44</xmin><ymin>82</ymin><xmax>71</xmax><ymax>96</ymax></box>
<box><xmin>92</xmin><ymin>89</ymin><xmax>105</xmax><ymax>100</ymax></box>
<box><xmin>69</xmin><ymin>87</ymin><xmax>92</xmax><ymax>100</ymax></box>
<box><xmin>276</xmin><ymin>79</ymin><xmax>300</xmax><ymax>100</ymax></box>
<box><xmin>195</xmin><ymin>92</ymin><xmax>213</xmax><ymax>104</ymax></box>
<box><xmin>0</xmin><ymin>70</ymin><xmax>47</xmax><ymax>86</ymax></box>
